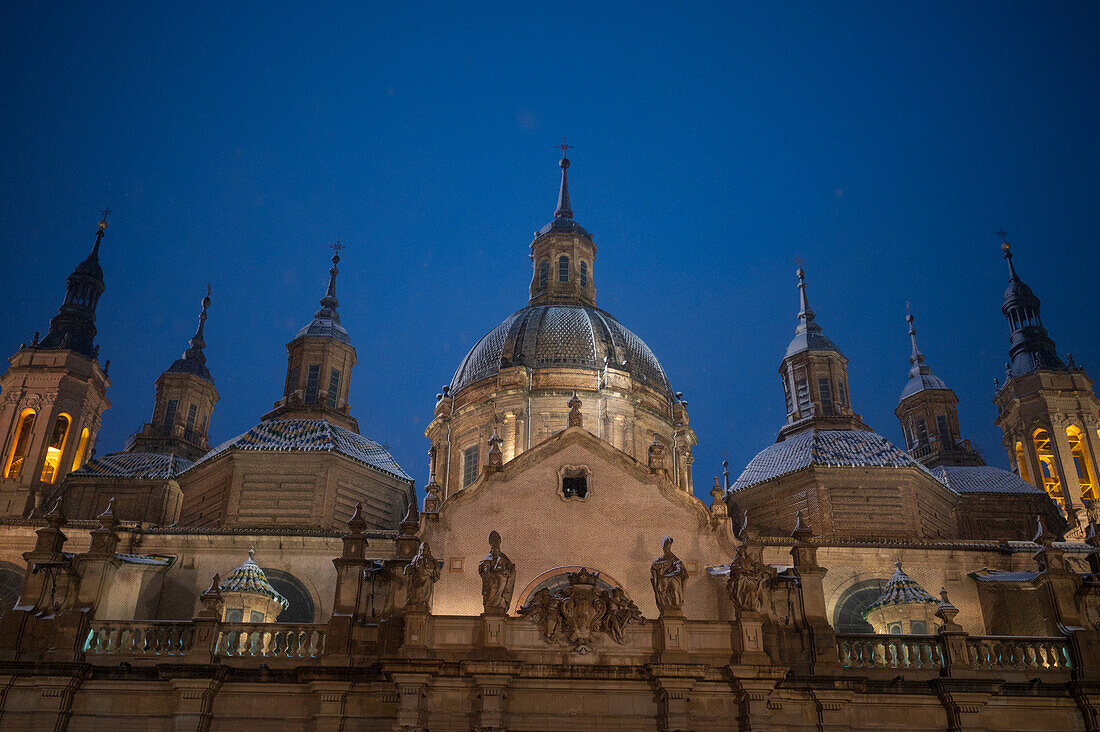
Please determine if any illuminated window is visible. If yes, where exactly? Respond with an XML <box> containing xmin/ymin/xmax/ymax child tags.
<box><xmin>558</xmin><ymin>255</ymin><xmax>569</xmax><ymax>283</ymax></box>
<box><xmin>162</xmin><ymin>399</ymin><xmax>178</xmax><ymax>435</ymax></box>
<box><xmin>1015</xmin><ymin>441</ymin><xmax>1032</xmax><ymax>484</ymax></box>
<box><xmin>580</xmin><ymin>261</ymin><xmax>588</xmax><ymax>288</ymax></box>
<box><xmin>71</xmin><ymin>428</ymin><xmax>89</xmax><ymax>472</ymax></box>
<box><xmin>3</xmin><ymin>409</ymin><xmax>36</xmax><ymax>480</ymax></box>
<box><xmin>304</xmin><ymin>364</ymin><xmax>321</xmax><ymax>404</ymax></box>
<box><xmin>538</xmin><ymin>259</ymin><xmax>549</xmax><ymax>289</ymax></box>
<box><xmin>462</xmin><ymin>445</ymin><xmax>479</xmax><ymax>488</ymax></box>
<box><xmin>327</xmin><ymin>368</ymin><xmax>341</xmax><ymax>407</ymax></box>
<box><xmin>1067</xmin><ymin>426</ymin><xmax>1097</xmax><ymax>500</ymax></box>
<box><xmin>39</xmin><ymin>413</ymin><xmax>71</xmax><ymax>483</ymax></box>
<box><xmin>1033</xmin><ymin>429</ymin><xmax>1062</xmax><ymax>502</ymax></box>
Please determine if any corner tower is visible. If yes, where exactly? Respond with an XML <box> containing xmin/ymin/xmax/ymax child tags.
<box><xmin>894</xmin><ymin>307</ymin><xmax>982</xmax><ymax>467</ymax></box>
<box><xmin>264</xmin><ymin>247</ymin><xmax>358</xmax><ymax>432</ymax></box>
<box><xmin>993</xmin><ymin>238</ymin><xmax>1100</xmax><ymax>532</ymax></box>
<box><xmin>777</xmin><ymin>266</ymin><xmax>869</xmax><ymax>440</ymax></box>
<box><xmin>0</xmin><ymin>213</ymin><xmax>112</xmax><ymax>516</ymax></box>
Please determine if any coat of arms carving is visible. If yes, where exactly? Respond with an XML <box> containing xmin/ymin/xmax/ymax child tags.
<box><xmin>518</xmin><ymin>568</ymin><xmax>643</xmax><ymax>654</ymax></box>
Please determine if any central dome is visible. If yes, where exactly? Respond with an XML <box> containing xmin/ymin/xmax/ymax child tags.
<box><xmin>450</xmin><ymin>304</ymin><xmax>672</xmax><ymax>397</ymax></box>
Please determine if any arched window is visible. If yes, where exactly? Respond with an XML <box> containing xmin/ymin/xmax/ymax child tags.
<box><xmin>1015</xmin><ymin>441</ymin><xmax>1032</xmax><ymax>484</ymax></box>
<box><xmin>0</xmin><ymin>564</ymin><xmax>24</xmax><ymax>620</ymax></box>
<box><xmin>260</xmin><ymin>569</ymin><xmax>315</xmax><ymax>623</ymax></box>
<box><xmin>71</xmin><ymin>428</ymin><xmax>90</xmax><ymax>472</ymax></box>
<box><xmin>1033</xmin><ymin>428</ymin><xmax>1062</xmax><ymax>501</ymax></box>
<box><xmin>558</xmin><ymin>255</ymin><xmax>570</xmax><ymax>283</ymax></box>
<box><xmin>1067</xmin><ymin>425</ymin><xmax>1097</xmax><ymax>499</ymax></box>
<box><xmin>833</xmin><ymin>579</ymin><xmax>887</xmax><ymax>633</ymax></box>
<box><xmin>579</xmin><ymin>261</ymin><xmax>588</xmax><ymax>288</ymax></box>
<box><xmin>538</xmin><ymin>259</ymin><xmax>549</xmax><ymax>289</ymax></box>
<box><xmin>4</xmin><ymin>409</ymin><xmax>37</xmax><ymax>480</ymax></box>
<box><xmin>40</xmin><ymin>413</ymin><xmax>71</xmax><ymax>483</ymax></box>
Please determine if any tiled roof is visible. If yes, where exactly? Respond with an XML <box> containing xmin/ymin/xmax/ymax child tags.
<box><xmin>219</xmin><ymin>549</ymin><xmax>289</xmax><ymax>609</ymax></box>
<box><xmin>900</xmin><ymin>371</ymin><xmax>950</xmax><ymax>401</ymax></box>
<box><xmin>929</xmin><ymin>465</ymin><xmax>1045</xmax><ymax>495</ymax></box>
<box><xmin>863</xmin><ymin>561</ymin><xmax>938</xmax><ymax>616</ymax></box>
<box><xmin>731</xmin><ymin>429</ymin><xmax>932</xmax><ymax>491</ymax></box>
<box><xmin>193</xmin><ymin>419</ymin><xmax>412</xmax><ymax>481</ymax></box>
<box><xmin>970</xmin><ymin>569</ymin><xmax>1039</xmax><ymax>583</ymax></box>
<box><xmin>71</xmin><ymin>451</ymin><xmax>195</xmax><ymax>479</ymax></box>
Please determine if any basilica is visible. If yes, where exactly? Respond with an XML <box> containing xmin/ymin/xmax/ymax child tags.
<box><xmin>0</xmin><ymin>154</ymin><xmax>1097</xmax><ymax>731</ymax></box>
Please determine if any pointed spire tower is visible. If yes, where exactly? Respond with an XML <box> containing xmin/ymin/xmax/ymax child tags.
<box><xmin>894</xmin><ymin>306</ymin><xmax>982</xmax><ymax>467</ymax></box>
<box><xmin>0</xmin><ymin>211</ymin><xmax>113</xmax><ymax>513</ymax></box>
<box><xmin>264</xmin><ymin>244</ymin><xmax>359</xmax><ymax>432</ymax></box>
<box><xmin>993</xmin><ymin>235</ymin><xmax>1100</xmax><ymax>534</ymax></box>
<box><xmin>528</xmin><ymin>141</ymin><xmax>597</xmax><ymax>307</ymax></box>
<box><xmin>777</xmin><ymin>264</ymin><xmax>868</xmax><ymax>439</ymax></box>
<box><xmin>128</xmin><ymin>287</ymin><xmax>220</xmax><ymax>461</ymax></box>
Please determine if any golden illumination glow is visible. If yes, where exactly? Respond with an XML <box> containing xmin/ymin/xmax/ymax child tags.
<box><xmin>1032</xmin><ymin>428</ymin><xmax>1063</xmax><ymax>503</ymax></box>
<box><xmin>71</xmin><ymin>427</ymin><xmax>90</xmax><ymax>472</ymax></box>
<box><xmin>1015</xmin><ymin>441</ymin><xmax>1032</xmax><ymax>485</ymax></box>
<box><xmin>3</xmin><ymin>409</ymin><xmax>36</xmax><ymax>480</ymax></box>
<box><xmin>1067</xmin><ymin>425</ymin><xmax>1098</xmax><ymax>500</ymax></box>
<box><xmin>39</xmin><ymin>413</ymin><xmax>71</xmax><ymax>484</ymax></box>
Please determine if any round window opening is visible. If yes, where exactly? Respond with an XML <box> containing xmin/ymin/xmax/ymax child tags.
<box><xmin>833</xmin><ymin>579</ymin><xmax>887</xmax><ymax>634</ymax></box>
<box><xmin>261</xmin><ymin>569</ymin><xmax>315</xmax><ymax>623</ymax></box>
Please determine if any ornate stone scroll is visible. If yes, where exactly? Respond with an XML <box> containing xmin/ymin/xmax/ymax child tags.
<box><xmin>650</xmin><ymin>536</ymin><xmax>687</xmax><ymax>616</ymax></box>
<box><xmin>518</xmin><ymin>568</ymin><xmax>642</xmax><ymax>653</ymax></box>
<box><xmin>478</xmin><ymin>530</ymin><xmax>515</xmax><ymax>615</ymax></box>
<box><xmin>403</xmin><ymin>542</ymin><xmax>440</xmax><ymax>611</ymax></box>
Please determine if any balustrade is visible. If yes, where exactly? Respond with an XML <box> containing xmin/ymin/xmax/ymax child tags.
<box><xmin>966</xmin><ymin>636</ymin><xmax>1071</xmax><ymax>672</ymax></box>
<box><xmin>215</xmin><ymin>623</ymin><xmax>326</xmax><ymax>659</ymax></box>
<box><xmin>836</xmin><ymin>634</ymin><xmax>943</xmax><ymax>670</ymax></box>
<box><xmin>84</xmin><ymin>621</ymin><xmax>192</xmax><ymax>656</ymax></box>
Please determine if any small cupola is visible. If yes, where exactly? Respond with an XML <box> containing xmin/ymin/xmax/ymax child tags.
<box><xmin>777</xmin><ymin>265</ymin><xmax>868</xmax><ymax>439</ymax></box>
<box><xmin>218</xmin><ymin>548</ymin><xmax>289</xmax><ymax>623</ymax></box>
<box><xmin>1000</xmin><ymin>236</ymin><xmax>1064</xmax><ymax>377</ymax></box>
<box><xmin>862</xmin><ymin>560</ymin><xmax>940</xmax><ymax>635</ymax></box>
<box><xmin>528</xmin><ymin>145</ymin><xmax>598</xmax><ymax>308</ymax></box>
<box><xmin>38</xmin><ymin>210</ymin><xmax>110</xmax><ymax>358</ymax></box>
<box><xmin>265</xmin><ymin>245</ymin><xmax>359</xmax><ymax>432</ymax></box>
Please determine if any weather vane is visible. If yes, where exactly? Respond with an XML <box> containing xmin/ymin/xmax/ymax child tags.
<box><xmin>558</xmin><ymin>138</ymin><xmax>572</xmax><ymax>158</ymax></box>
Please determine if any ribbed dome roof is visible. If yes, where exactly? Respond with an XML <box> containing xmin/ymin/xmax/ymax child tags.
<box><xmin>450</xmin><ymin>304</ymin><xmax>672</xmax><ymax>397</ymax></box>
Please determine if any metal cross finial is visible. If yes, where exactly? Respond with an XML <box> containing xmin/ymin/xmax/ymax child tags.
<box><xmin>793</xmin><ymin>255</ymin><xmax>805</xmax><ymax>267</ymax></box>
<box><xmin>331</xmin><ymin>240</ymin><xmax>344</xmax><ymax>255</ymax></box>
<box><xmin>558</xmin><ymin>138</ymin><xmax>572</xmax><ymax>158</ymax></box>
<box><xmin>100</xmin><ymin>206</ymin><xmax>112</xmax><ymax>221</ymax></box>
<box><xmin>996</xmin><ymin>229</ymin><xmax>1009</xmax><ymax>242</ymax></box>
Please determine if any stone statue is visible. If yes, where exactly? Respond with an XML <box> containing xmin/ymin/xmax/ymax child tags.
<box><xmin>603</xmin><ymin>587</ymin><xmax>643</xmax><ymax>644</ymax></box>
<box><xmin>478</xmin><ymin>530</ymin><xmax>515</xmax><ymax>615</ymax></box>
<box><xmin>727</xmin><ymin>543</ymin><xmax>770</xmax><ymax>617</ymax></box>
<box><xmin>403</xmin><ymin>542</ymin><xmax>440</xmax><ymax>611</ymax></box>
<box><xmin>650</xmin><ymin>536</ymin><xmax>687</xmax><ymax>615</ymax></box>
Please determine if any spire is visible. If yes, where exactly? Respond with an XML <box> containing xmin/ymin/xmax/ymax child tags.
<box><xmin>38</xmin><ymin>210</ymin><xmax>110</xmax><ymax>358</ymax></box>
<box><xmin>906</xmin><ymin>303</ymin><xmax>925</xmax><ymax>369</ymax></box>
<box><xmin>998</xmin><ymin>234</ymin><xmax>1064</xmax><ymax>377</ymax></box>
<box><xmin>794</xmin><ymin>265</ymin><xmax>822</xmax><ymax>337</ymax></box>
<box><xmin>555</xmin><ymin>141</ymin><xmax>573</xmax><ymax>220</ymax></box>
<box><xmin>164</xmin><ymin>285</ymin><xmax>214</xmax><ymax>383</ymax></box>
<box><xmin>315</xmin><ymin>241</ymin><xmax>342</xmax><ymax>322</ymax></box>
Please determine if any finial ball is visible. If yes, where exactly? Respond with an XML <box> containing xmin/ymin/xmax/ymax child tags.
<box><xmin>559</xmin><ymin>157</ymin><xmax>570</xmax><ymax>170</ymax></box>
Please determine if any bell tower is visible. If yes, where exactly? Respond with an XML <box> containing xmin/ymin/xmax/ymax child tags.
<box><xmin>894</xmin><ymin>307</ymin><xmax>983</xmax><ymax>467</ymax></box>
<box><xmin>0</xmin><ymin>212</ymin><xmax>112</xmax><ymax>516</ymax></box>
<box><xmin>993</xmin><ymin>237</ymin><xmax>1100</xmax><ymax>533</ymax></box>
<box><xmin>264</xmin><ymin>246</ymin><xmax>358</xmax><ymax>432</ymax></box>
<box><xmin>127</xmin><ymin>287</ymin><xmax>219</xmax><ymax>461</ymax></box>
<box><xmin>528</xmin><ymin>144</ymin><xmax>597</xmax><ymax>308</ymax></box>
<box><xmin>776</xmin><ymin>266</ymin><xmax>869</xmax><ymax>440</ymax></box>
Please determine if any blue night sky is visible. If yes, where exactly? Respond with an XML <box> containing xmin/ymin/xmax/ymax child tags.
<box><xmin>2</xmin><ymin>3</ymin><xmax>1098</xmax><ymax>503</ymax></box>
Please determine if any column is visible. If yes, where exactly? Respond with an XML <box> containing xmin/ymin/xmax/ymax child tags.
<box><xmin>1050</xmin><ymin>419</ymin><xmax>1085</xmax><ymax>522</ymax></box>
<box><xmin>1021</xmin><ymin>430</ymin><xmax>1046</xmax><ymax>494</ymax></box>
